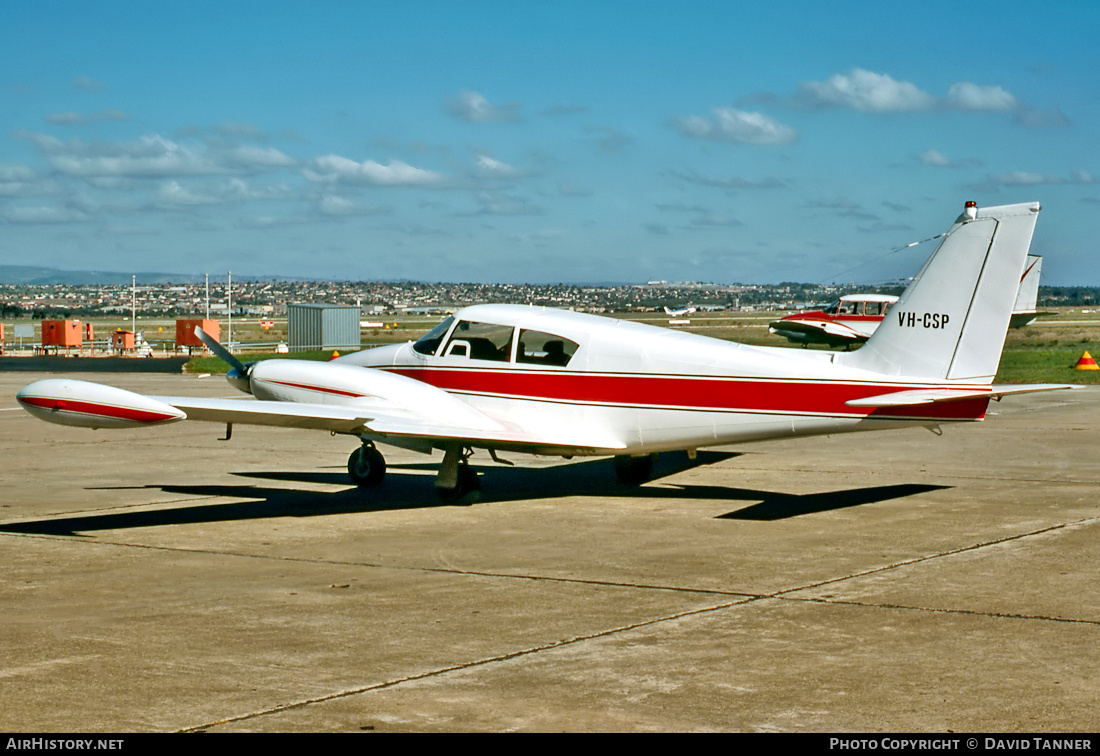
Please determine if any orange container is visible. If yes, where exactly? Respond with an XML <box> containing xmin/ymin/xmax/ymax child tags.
<box><xmin>42</xmin><ymin>320</ymin><xmax>83</xmax><ymax>347</ymax></box>
<box><xmin>176</xmin><ymin>319</ymin><xmax>219</xmax><ymax>349</ymax></box>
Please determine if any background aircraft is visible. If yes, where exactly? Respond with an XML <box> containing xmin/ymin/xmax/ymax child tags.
<box><xmin>770</xmin><ymin>254</ymin><xmax>1043</xmax><ymax>347</ymax></box>
<box><xmin>769</xmin><ymin>293</ymin><xmax>899</xmax><ymax>348</ymax></box>
<box><xmin>17</xmin><ymin>202</ymin><xmax>1067</xmax><ymax>501</ymax></box>
<box><xmin>663</xmin><ymin>305</ymin><xmax>697</xmax><ymax>317</ymax></box>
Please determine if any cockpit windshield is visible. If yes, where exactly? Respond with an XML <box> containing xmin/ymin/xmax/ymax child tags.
<box><xmin>442</xmin><ymin>320</ymin><xmax>514</xmax><ymax>361</ymax></box>
<box><xmin>824</xmin><ymin>299</ymin><xmax>861</xmax><ymax>316</ymax></box>
<box><xmin>412</xmin><ymin>316</ymin><xmax>454</xmax><ymax>356</ymax></box>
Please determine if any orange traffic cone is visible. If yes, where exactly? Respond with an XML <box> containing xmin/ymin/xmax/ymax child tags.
<box><xmin>329</xmin><ymin>350</ymin><xmax>341</xmax><ymax>361</ymax></box>
<box><xmin>1074</xmin><ymin>351</ymin><xmax>1098</xmax><ymax>370</ymax></box>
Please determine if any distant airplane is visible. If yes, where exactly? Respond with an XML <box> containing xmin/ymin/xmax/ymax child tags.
<box><xmin>770</xmin><ymin>254</ymin><xmax>1043</xmax><ymax>347</ymax></box>
<box><xmin>17</xmin><ymin>202</ymin><xmax>1070</xmax><ymax>501</ymax></box>
<box><xmin>769</xmin><ymin>293</ymin><xmax>899</xmax><ymax>348</ymax></box>
<box><xmin>663</xmin><ymin>305</ymin><xmax>697</xmax><ymax>317</ymax></box>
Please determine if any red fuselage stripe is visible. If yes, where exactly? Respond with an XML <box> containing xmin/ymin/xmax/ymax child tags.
<box><xmin>18</xmin><ymin>395</ymin><xmax>178</xmax><ymax>423</ymax></box>
<box><xmin>384</xmin><ymin>367</ymin><xmax>989</xmax><ymax>420</ymax></box>
<box><xmin>783</xmin><ymin>312</ymin><xmax>884</xmax><ymax>323</ymax></box>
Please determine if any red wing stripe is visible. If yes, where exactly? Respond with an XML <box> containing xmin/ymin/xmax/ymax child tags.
<box><xmin>18</xmin><ymin>395</ymin><xmax>180</xmax><ymax>423</ymax></box>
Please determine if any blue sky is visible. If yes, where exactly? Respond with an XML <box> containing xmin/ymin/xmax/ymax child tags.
<box><xmin>2</xmin><ymin>1</ymin><xmax>1097</xmax><ymax>284</ymax></box>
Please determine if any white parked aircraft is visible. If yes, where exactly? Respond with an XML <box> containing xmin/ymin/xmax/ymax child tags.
<box><xmin>663</xmin><ymin>305</ymin><xmax>697</xmax><ymax>317</ymax></box>
<box><xmin>17</xmin><ymin>202</ymin><xmax>1068</xmax><ymax>500</ymax></box>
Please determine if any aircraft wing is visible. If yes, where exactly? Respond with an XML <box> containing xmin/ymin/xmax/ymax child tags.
<box><xmin>156</xmin><ymin>394</ymin><xmax>627</xmax><ymax>451</ymax></box>
<box><xmin>845</xmin><ymin>383</ymin><xmax>1077</xmax><ymax>408</ymax></box>
<box><xmin>769</xmin><ymin>318</ymin><xmax>865</xmax><ymax>344</ymax></box>
<box><xmin>16</xmin><ymin>376</ymin><xmax>626</xmax><ymax>453</ymax></box>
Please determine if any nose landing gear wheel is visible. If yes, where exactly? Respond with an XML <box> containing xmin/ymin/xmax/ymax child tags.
<box><xmin>348</xmin><ymin>445</ymin><xmax>386</xmax><ymax>487</ymax></box>
<box><xmin>614</xmin><ymin>453</ymin><xmax>657</xmax><ymax>485</ymax></box>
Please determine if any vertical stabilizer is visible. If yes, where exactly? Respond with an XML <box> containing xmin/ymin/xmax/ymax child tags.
<box><xmin>839</xmin><ymin>201</ymin><xmax>1040</xmax><ymax>383</ymax></box>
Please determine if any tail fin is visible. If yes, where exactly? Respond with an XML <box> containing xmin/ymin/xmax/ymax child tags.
<box><xmin>840</xmin><ymin>201</ymin><xmax>1040</xmax><ymax>383</ymax></box>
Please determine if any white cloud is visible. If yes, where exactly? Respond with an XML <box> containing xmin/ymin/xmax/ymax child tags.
<box><xmin>946</xmin><ymin>82</ymin><xmax>1018</xmax><ymax>111</ymax></box>
<box><xmin>46</xmin><ymin>109</ymin><xmax>131</xmax><ymax>125</ymax></box>
<box><xmin>673</xmin><ymin>107</ymin><xmax>796</xmax><ymax>145</ymax></box>
<box><xmin>155</xmin><ymin>181</ymin><xmax>220</xmax><ymax>206</ymax></box>
<box><xmin>1</xmin><ymin>204</ymin><xmax>88</xmax><ymax>224</ymax></box>
<box><xmin>20</xmin><ymin>133</ymin><xmax>294</xmax><ymax>179</ymax></box>
<box><xmin>798</xmin><ymin>69</ymin><xmax>936</xmax><ymax>112</ymax></box>
<box><xmin>445</xmin><ymin>90</ymin><xmax>521</xmax><ymax>122</ymax></box>
<box><xmin>666</xmin><ymin>168</ymin><xmax>784</xmax><ymax>189</ymax></box>
<box><xmin>919</xmin><ymin>149</ymin><xmax>953</xmax><ymax>167</ymax></box>
<box><xmin>796</xmin><ymin>69</ymin><xmax>1040</xmax><ymax>120</ymax></box>
<box><xmin>970</xmin><ymin>169</ymin><xmax>1095</xmax><ymax>191</ymax></box>
<box><xmin>304</xmin><ymin>155</ymin><xmax>445</xmax><ymax>186</ymax></box>
<box><xmin>154</xmin><ymin>178</ymin><xmax>293</xmax><ymax>207</ymax></box>
<box><xmin>473</xmin><ymin>153</ymin><xmax>527</xmax><ymax>179</ymax></box>
<box><xmin>225</xmin><ymin>145</ymin><xmax>295</xmax><ymax>168</ymax></box>
<box><xmin>318</xmin><ymin>194</ymin><xmax>388</xmax><ymax>216</ymax></box>
<box><xmin>989</xmin><ymin>170</ymin><xmax>1094</xmax><ymax>186</ymax></box>
<box><xmin>0</xmin><ymin>165</ymin><xmax>55</xmax><ymax>197</ymax></box>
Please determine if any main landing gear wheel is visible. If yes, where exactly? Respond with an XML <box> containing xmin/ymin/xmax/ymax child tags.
<box><xmin>347</xmin><ymin>445</ymin><xmax>386</xmax><ymax>487</ymax></box>
<box><xmin>614</xmin><ymin>454</ymin><xmax>657</xmax><ymax>485</ymax></box>
<box><xmin>436</xmin><ymin>464</ymin><xmax>480</xmax><ymax>503</ymax></box>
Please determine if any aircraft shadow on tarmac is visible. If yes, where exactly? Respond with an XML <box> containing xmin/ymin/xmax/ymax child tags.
<box><xmin>0</xmin><ymin>451</ymin><xmax>951</xmax><ymax>536</ymax></box>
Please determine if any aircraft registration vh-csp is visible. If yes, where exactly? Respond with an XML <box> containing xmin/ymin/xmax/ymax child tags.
<box><xmin>17</xmin><ymin>201</ymin><xmax>1073</xmax><ymax>501</ymax></box>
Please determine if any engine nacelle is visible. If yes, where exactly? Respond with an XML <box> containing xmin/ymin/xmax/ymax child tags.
<box><xmin>16</xmin><ymin>379</ymin><xmax>187</xmax><ymax>429</ymax></box>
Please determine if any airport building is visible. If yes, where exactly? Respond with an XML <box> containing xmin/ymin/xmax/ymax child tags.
<box><xmin>287</xmin><ymin>303</ymin><xmax>360</xmax><ymax>352</ymax></box>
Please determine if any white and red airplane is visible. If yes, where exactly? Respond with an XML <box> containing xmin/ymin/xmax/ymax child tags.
<box><xmin>770</xmin><ymin>250</ymin><xmax>1043</xmax><ymax>347</ymax></box>
<box><xmin>769</xmin><ymin>293</ymin><xmax>899</xmax><ymax>348</ymax></box>
<box><xmin>17</xmin><ymin>201</ymin><xmax>1068</xmax><ymax>500</ymax></box>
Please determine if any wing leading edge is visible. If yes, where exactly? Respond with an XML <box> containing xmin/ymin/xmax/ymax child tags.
<box><xmin>156</xmin><ymin>394</ymin><xmax>627</xmax><ymax>452</ymax></box>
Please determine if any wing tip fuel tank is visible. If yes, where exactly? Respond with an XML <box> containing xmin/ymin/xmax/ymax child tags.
<box><xmin>16</xmin><ymin>379</ymin><xmax>187</xmax><ymax>429</ymax></box>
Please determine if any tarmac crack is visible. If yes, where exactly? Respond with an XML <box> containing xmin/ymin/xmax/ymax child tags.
<box><xmin>5</xmin><ymin>509</ymin><xmax>1096</xmax><ymax>730</ymax></box>
<box><xmin>767</xmin><ymin>514</ymin><xmax>1100</xmax><ymax>626</ymax></box>
<box><xmin>177</xmin><ymin>596</ymin><xmax>758</xmax><ymax>732</ymax></box>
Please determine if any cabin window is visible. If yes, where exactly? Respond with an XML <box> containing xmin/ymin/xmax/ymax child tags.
<box><xmin>516</xmin><ymin>330</ymin><xmax>579</xmax><ymax>367</ymax></box>
<box><xmin>412</xmin><ymin>316</ymin><xmax>455</xmax><ymax>356</ymax></box>
<box><xmin>443</xmin><ymin>320</ymin><xmax>515</xmax><ymax>362</ymax></box>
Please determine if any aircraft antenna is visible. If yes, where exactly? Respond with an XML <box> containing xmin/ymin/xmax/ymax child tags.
<box><xmin>819</xmin><ymin>229</ymin><xmax>951</xmax><ymax>285</ymax></box>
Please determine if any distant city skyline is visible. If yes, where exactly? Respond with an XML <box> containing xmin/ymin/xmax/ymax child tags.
<box><xmin>2</xmin><ymin>1</ymin><xmax>1098</xmax><ymax>285</ymax></box>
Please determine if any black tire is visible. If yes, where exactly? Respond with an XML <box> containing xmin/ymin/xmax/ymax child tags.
<box><xmin>436</xmin><ymin>464</ymin><xmax>480</xmax><ymax>502</ymax></box>
<box><xmin>614</xmin><ymin>454</ymin><xmax>656</xmax><ymax>485</ymax></box>
<box><xmin>347</xmin><ymin>446</ymin><xmax>386</xmax><ymax>487</ymax></box>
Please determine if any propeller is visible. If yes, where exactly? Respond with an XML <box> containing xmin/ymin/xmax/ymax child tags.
<box><xmin>195</xmin><ymin>326</ymin><xmax>254</xmax><ymax>394</ymax></box>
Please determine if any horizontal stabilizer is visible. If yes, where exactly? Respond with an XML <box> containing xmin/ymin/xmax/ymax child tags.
<box><xmin>846</xmin><ymin>383</ymin><xmax>1076</xmax><ymax>408</ymax></box>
